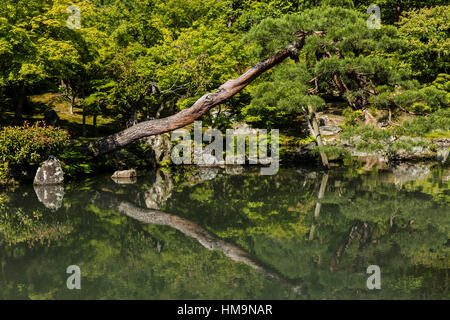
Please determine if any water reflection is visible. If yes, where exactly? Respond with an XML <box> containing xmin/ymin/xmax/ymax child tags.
<box><xmin>33</xmin><ymin>184</ymin><xmax>65</xmax><ymax>210</ymax></box>
<box><xmin>96</xmin><ymin>193</ymin><xmax>302</xmax><ymax>295</ymax></box>
<box><xmin>0</xmin><ymin>164</ymin><xmax>448</xmax><ymax>299</ymax></box>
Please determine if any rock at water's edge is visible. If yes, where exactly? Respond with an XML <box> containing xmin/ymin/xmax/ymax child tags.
<box><xmin>33</xmin><ymin>157</ymin><xmax>64</xmax><ymax>185</ymax></box>
<box><xmin>111</xmin><ymin>169</ymin><xmax>137</xmax><ymax>179</ymax></box>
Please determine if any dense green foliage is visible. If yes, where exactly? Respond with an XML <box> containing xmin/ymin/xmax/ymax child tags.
<box><xmin>397</xmin><ymin>5</ymin><xmax>449</xmax><ymax>83</ymax></box>
<box><xmin>0</xmin><ymin>0</ymin><xmax>448</xmax><ymax>183</ymax></box>
<box><xmin>0</xmin><ymin>122</ymin><xmax>70</xmax><ymax>182</ymax></box>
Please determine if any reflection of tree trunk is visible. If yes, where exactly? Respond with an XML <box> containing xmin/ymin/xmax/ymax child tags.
<box><xmin>329</xmin><ymin>221</ymin><xmax>368</xmax><ymax>272</ymax></box>
<box><xmin>96</xmin><ymin>194</ymin><xmax>303</xmax><ymax>295</ymax></box>
<box><xmin>309</xmin><ymin>173</ymin><xmax>328</xmax><ymax>241</ymax></box>
<box><xmin>388</xmin><ymin>107</ymin><xmax>392</xmax><ymax>126</ymax></box>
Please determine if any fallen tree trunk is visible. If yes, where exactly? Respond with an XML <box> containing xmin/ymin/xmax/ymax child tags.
<box><xmin>87</xmin><ymin>32</ymin><xmax>322</xmax><ymax>156</ymax></box>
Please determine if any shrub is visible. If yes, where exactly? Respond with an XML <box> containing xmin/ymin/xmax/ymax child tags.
<box><xmin>342</xmin><ymin>108</ymin><xmax>363</xmax><ymax>127</ymax></box>
<box><xmin>394</xmin><ymin>109</ymin><xmax>450</xmax><ymax>137</ymax></box>
<box><xmin>0</xmin><ymin>122</ymin><xmax>70</xmax><ymax>183</ymax></box>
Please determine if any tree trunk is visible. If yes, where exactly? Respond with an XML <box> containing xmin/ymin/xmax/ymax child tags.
<box><xmin>70</xmin><ymin>95</ymin><xmax>75</xmax><ymax>115</ymax></box>
<box><xmin>305</xmin><ymin>106</ymin><xmax>329</xmax><ymax>168</ymax></box>
<box><xmin>388</xmin><ymin>107</ymin><xmax>392</xmax><ymax>126</ymax></box>
<box><xmin>82</xmin><ymin>109</ymin><xmax>87</xmax><ymax>137</ymax></box>
<box><xmin>15</xmin><ymin>80</ymin><xmax>25</xmax><ymax>122</ymax></box>
<box><xmin>93</xmin><ymin>114</ymin><xmax>98</xmax><ymax>136</ymax></box>
<box><xmin>155</xmin><ymin>102</ymin><xmax>165</xmax><ymax>119</ymax></box>
<box><xmin>67</xmin><ymin>79</ymin><xmax>75</xmax><ymax>115</ymax></box>
<box><xmin>86</xmin><ymin>32</ymin><xmax>323</xmax><ymax>156</ymax></box>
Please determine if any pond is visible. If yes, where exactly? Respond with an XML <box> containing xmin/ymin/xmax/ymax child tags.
<box><xmin>0</xmin><ymin>163</ymin><xmax>449</xmax><ymax>299</ymax></box>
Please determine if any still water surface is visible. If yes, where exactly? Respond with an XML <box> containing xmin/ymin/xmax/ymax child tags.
<box><xmin>0</xmin><ymin>164</ymin><xmax>449</xmax><ymax>299</ymax></box>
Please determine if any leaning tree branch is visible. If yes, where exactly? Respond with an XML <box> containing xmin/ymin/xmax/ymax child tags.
<box><xmin>86</xmin><ymin>31</ymin><xmax>324</xmax><ymax>156</ymax></box>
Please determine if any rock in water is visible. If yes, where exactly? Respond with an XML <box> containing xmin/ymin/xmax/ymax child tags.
<box><xmin>34</xmin><ymin>184</ymin><xmax>65</xmax><ymax>210</ymax></box>
<box><xmin>33</xmin><ymin>157</ymin><xmax>64</xmax><ymax>185</ymax></box>
<box><xmin>111</xmin><ymin>169</ymin><xmax>137</xmax><ymax>184</ymax></box>
<box><xmin>111</xmin><ymin>169</ymin><xmax>137</xmax><ymax>178</ymax></box>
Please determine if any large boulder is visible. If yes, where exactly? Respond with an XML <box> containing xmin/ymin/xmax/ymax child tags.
<box><xmin>142</xmin><ymin>133</ymin><xmax>172</xmax><ymax>165</ymax></box>
<box><xmin>33</xmin><ymin>156</ymin><xmax>64</xmax><ymax>185</ymax></box>
<box><xmin>44</xmin><ymin>110</ymin><xmax>60</xmax><ymax>127</ymax></box>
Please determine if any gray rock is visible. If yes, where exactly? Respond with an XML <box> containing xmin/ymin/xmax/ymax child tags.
<box><xmin>34</xmin><ymin>184</ymin><xmax>64</xmax><ymax>210</ymax></box>
<box><xmin>111</xmin><ymin>169</ymin><xmax>137</xmax><ymax>183</ymax></box>
<box><xmin>318</xmin><ymin>117</ymin><xmax>328</xmax><ymax>127</ymax></box>
<box><xmin>319</xmin><ymin>125</ymin><xmax>342</xmax><ymax>136</ymax></box>
<box><xmin>194</xmin><ymin>148</ymin><xmax>225</xmax><ymax>166</ymax></box>
<box><xmin>432</xmin><ymin>138</ymin><xmax>450</xmax><ymax>149</ymax></box>
<box><xmin>389</xmin><ymin>137</ymin><xmax>435</xmax><ymax>161</ymax></box>
<box><xmin>211</xmin><ymin>110</ymin><xmax>232</xmax><ymax>118</ymax></box>
<box><xmin>33</xmin><ymin>157</ymin><xmax>64</xmax><ymax>185</ymax></box>
<box><xmin>232</xmin><ymin>122</ymin><xmax>252</xmax><ymax>131</ymax></box>
<box><xmin>143</xmin><ymin>133</ymin><xmax>173</xmax><ymax>165</ymax></box>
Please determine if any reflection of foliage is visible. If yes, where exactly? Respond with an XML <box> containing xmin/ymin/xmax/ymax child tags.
<box><xmin>0</xmin><ymin>167</ymin><xmax>448</xmax><ymax>299</ymax></box>
<box><xmin>0</xmin><ymin>195</ymin><xmax>72</xmax><ymax>247</ymax></box>
<box><xmin>166</xmin><ymin>167</ymin><xmax>449</xmax><ymax>299</ymax></box>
